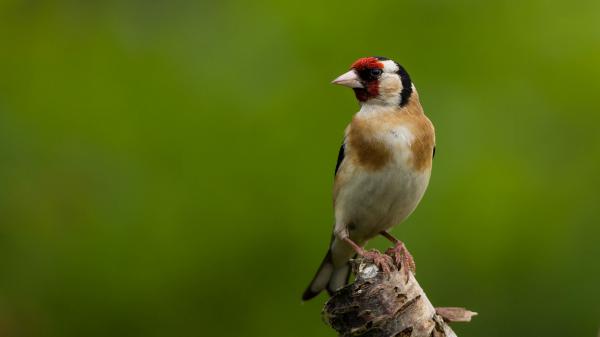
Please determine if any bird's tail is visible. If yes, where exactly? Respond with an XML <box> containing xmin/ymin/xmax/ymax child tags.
<box><xmin>302</xmin><ymin>249</ymin><xmax>353</xmax><ymax>301</ymax></box>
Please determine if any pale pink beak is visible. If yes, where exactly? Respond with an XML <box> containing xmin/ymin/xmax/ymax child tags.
<box><xmin>331</xmin><ymin>70</ymin><xmax>363</xmax><ymax>88</ymax></box>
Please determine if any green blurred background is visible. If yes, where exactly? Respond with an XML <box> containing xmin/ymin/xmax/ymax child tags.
<box><xmin>1</xmin><ymin>0</ymin><xmax>599</xmax><ymax>336</ymax></box>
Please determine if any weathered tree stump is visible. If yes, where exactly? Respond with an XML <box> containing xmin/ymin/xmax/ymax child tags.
<box><xmin>322</xmin><ymin>253</ymin><xmax>476</xmax><ymax>337</ymax></box>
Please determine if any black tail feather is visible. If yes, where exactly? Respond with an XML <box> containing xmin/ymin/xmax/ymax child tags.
<box><xmin>302</xmin><ymin>250</ymin><xmax>333</xmax><ymax>301</ymax></box>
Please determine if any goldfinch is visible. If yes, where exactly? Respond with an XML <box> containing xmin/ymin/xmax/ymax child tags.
<box><xmin>302</xmin><ymin>56</ymin><xmax>435</xmax><ymax>300</ymax></box>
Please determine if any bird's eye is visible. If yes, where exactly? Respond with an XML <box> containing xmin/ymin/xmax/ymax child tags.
<box><xmin>370</xmin><ymin>69</ymin><xmax>383</xmax><ymax>77</ymax></box>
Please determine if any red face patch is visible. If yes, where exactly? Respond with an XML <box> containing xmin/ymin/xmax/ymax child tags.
<box><xmin>366</xmin><ymin>81</ymin><xmax>379</xmax><ymax>97</ymax></box>
<box><xmin>350</xmin><ymin>57</ymin><xmax>384</xmax><ymax>102</ymax></box>
<box><xmin>351</xmin><ymin>57</ymin><xmax>384</xmax><ymax>71</ymax></box>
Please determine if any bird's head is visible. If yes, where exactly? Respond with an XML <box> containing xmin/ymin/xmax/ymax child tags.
<box><xmin>332</xmin><ymin>56</ymin><xmax>413</xmax><ymax>107</ymax></box>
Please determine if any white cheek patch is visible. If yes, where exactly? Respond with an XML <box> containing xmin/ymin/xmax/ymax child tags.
<box><xmin>379</xmin><ymin>74</ymin><xmax>403</xmax><ymax>90</ymax></box>
<box><xmin>377</xmin><ymin>74</ymin><xmax>403</xmax><ymax>105</ymax></box>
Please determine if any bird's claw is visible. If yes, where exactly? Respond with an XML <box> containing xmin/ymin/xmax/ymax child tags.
<box><xmin>385</xmin><ymin>241</ymin><xmax>416</xmax><ymax>279</ymax></box>
<box><xmin>361</xmin><ymin>250</ymin><xmax>394</xmax><ymax>274</ymax></box>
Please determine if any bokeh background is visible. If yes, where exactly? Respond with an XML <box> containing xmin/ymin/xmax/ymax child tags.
<box><xmin>1</xmin><ymin>0</ymin><xmax>600</xmax><ymax>336</ymax></box>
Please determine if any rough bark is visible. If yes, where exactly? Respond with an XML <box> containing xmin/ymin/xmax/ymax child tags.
<box><xmin>322</xmin><ymin>253</ymin><xmax>476</xmax><ymax>337</ymax></box>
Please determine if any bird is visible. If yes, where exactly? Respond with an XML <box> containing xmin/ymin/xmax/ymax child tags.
<box><xmin>302</xmin><ymin>56</ymin><xmax>436</xmax><ymax>301</ymax></box>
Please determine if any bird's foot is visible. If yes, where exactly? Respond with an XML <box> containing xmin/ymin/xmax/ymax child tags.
<box><xmin>385</xmin><ymin>241</ymin><xmax>416</xmax><ymax>279</ymax></box>
<box><xmin>360</xmin><ymin>249</ymin><xmax>394</xmax><ymax>274</ymax></box>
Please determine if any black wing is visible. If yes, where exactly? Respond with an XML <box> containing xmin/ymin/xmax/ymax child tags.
<box><xmin>335</xmin><ymin>143</ymin><xmax>345</xmax><ymax>176</ymax></box>
<box><xmin>433</xmin><ymin>145</ymin><xmax>436</xmax><ymax>159</ymax></box>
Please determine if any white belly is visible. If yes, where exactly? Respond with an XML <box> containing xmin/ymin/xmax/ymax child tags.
<box><xmin>336</xmin><ymin>163</ymin><xmax>430</xmax><ymax>243</ymax></box>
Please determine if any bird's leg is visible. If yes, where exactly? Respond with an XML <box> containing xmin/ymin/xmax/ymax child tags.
<box><xmin>380</xmin><ymin>231</ymin><xmax>416</xmax><ymax>278</ymax></box>
<box><xmin>342</xmin><ymin>237</ymin><xmax>393</xmax><ymax>273</ymax></box>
